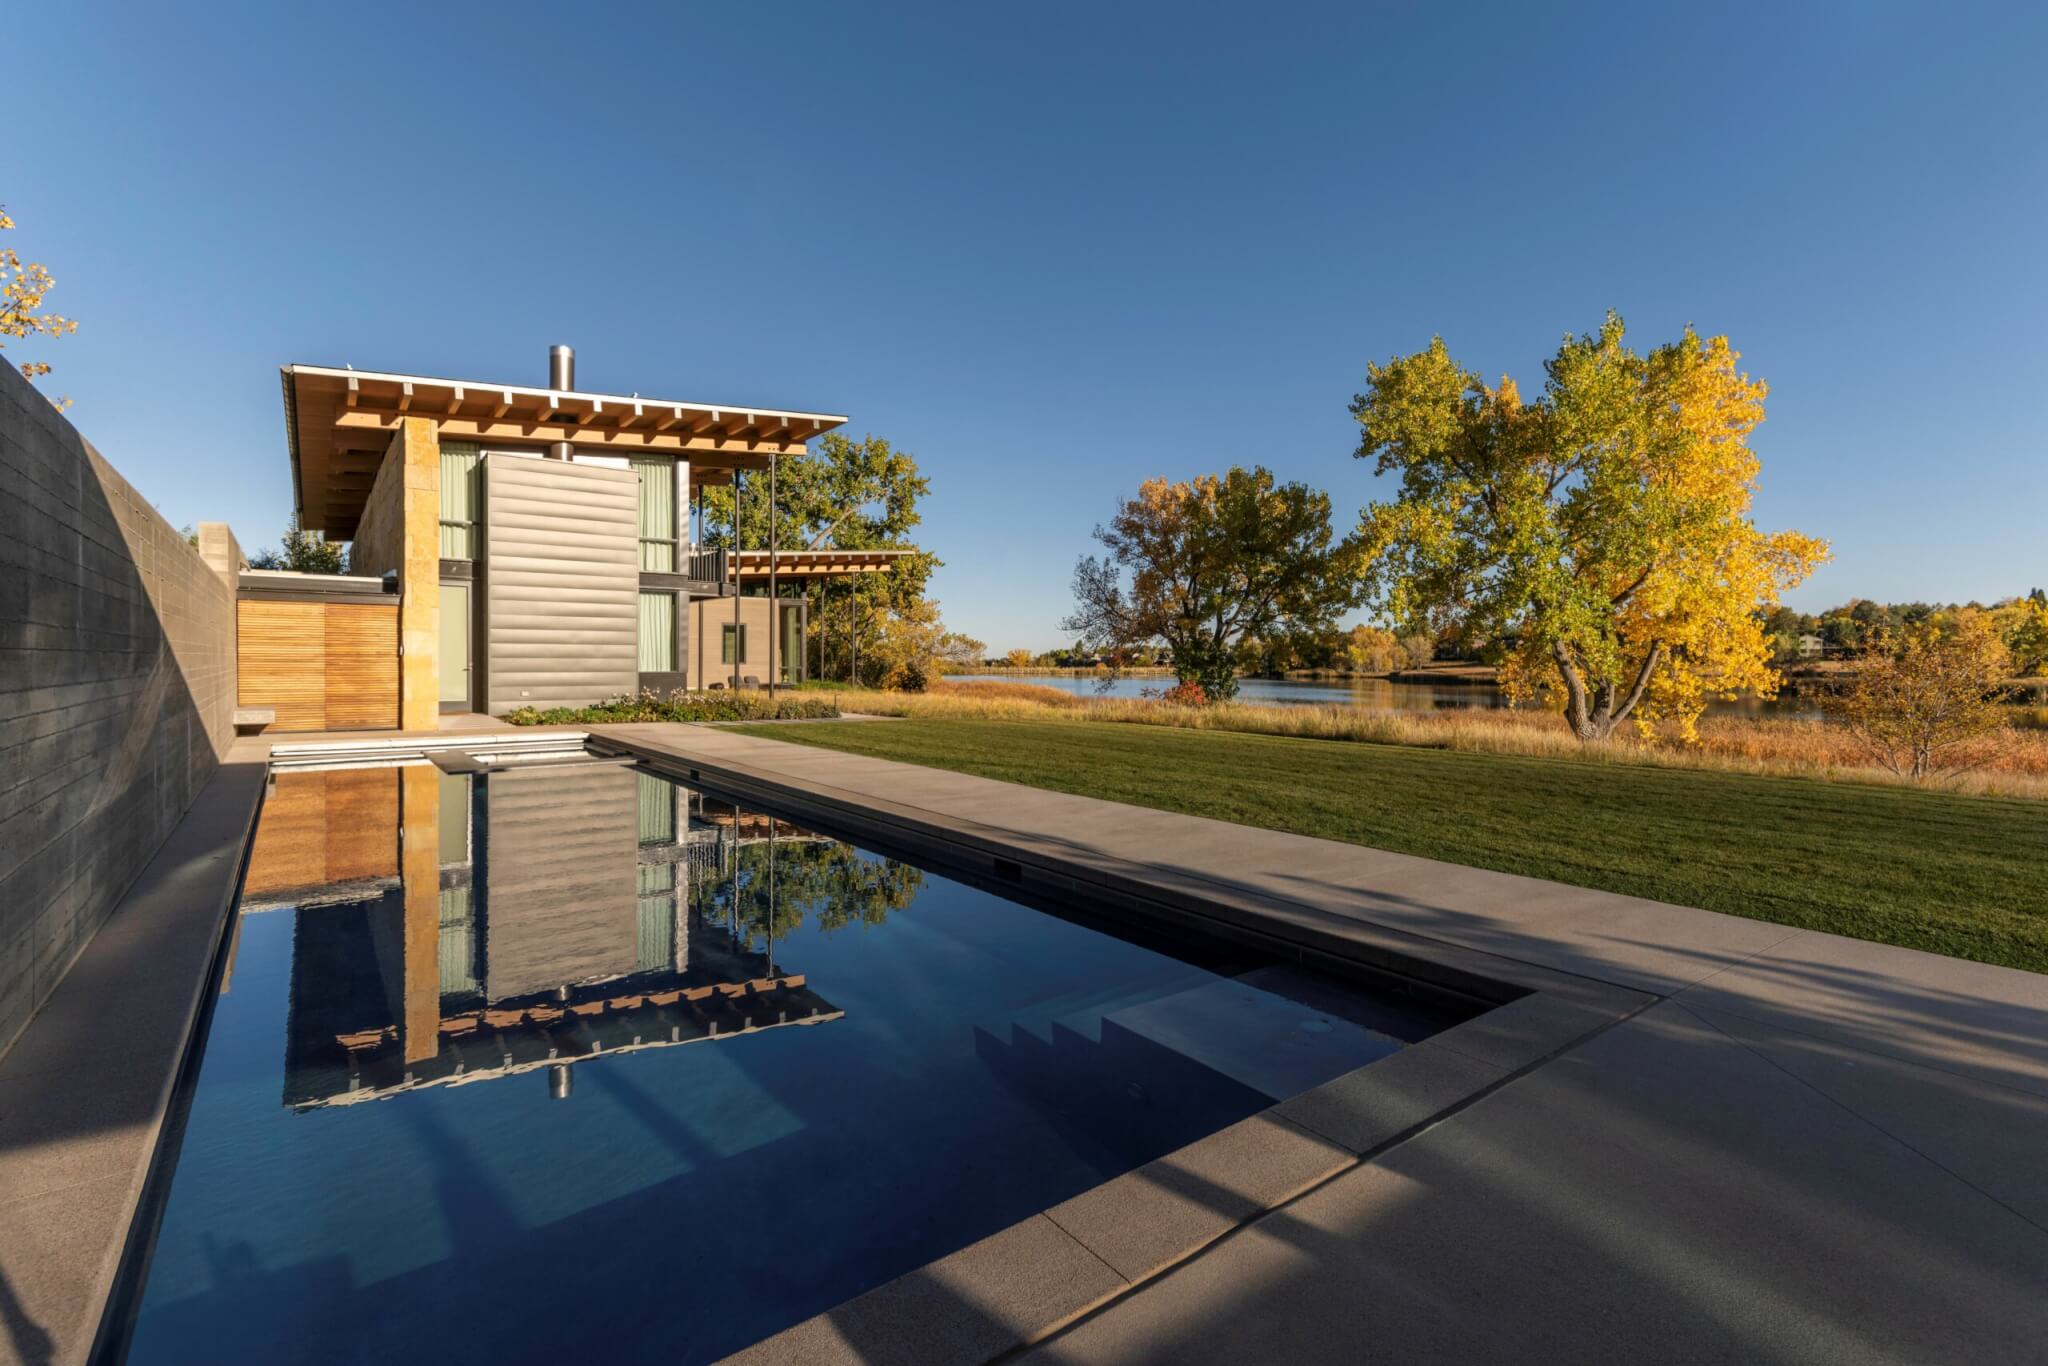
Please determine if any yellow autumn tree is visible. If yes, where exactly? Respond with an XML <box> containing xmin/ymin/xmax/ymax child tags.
<box><xmin>1</xmin><ymin>204</ymin><xmax>77</xmax><ymax>402</ymax></box>
<box><xmin>1352</xmin><ymin>314</ymin><xmax>1828</xmax><ymax>742</ymax></box>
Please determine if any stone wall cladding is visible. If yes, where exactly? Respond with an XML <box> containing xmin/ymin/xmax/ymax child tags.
<box><xmin>0</xmin><ymin>363</ymin><xmax>236</xmax><ymax>1056</ymax></box>
<box><xmin>349</xmin><ymin>433</ymin><xmax>405</xmax><ymax>581</ymax></box>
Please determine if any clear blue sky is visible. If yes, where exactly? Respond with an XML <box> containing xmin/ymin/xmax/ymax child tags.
<box><xmin>17</xmin><ymin>1</ymin><xmax>2046</xmax><ymax>650</ymax></box>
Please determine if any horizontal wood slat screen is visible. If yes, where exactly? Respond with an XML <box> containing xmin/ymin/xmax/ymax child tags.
<box><xmin>243</xmin><ymin>768</ymin><xmax>400</xmax><ymax>895</ymax></box>
<box><xmin>324</xmin><ymin>604</ymin><xmax>400</xmax><ymax>729</ymax></box>
<box><xmin>238</xmin><ymin>599</ymin><xmax>399</xmax><ymax>732</ymax></box>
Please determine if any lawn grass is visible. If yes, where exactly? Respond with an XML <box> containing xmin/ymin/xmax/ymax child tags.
<box><xmin>731</xmin><ymin>717</ymin><xmax>2048</xmax><ymax>973</ymax></box>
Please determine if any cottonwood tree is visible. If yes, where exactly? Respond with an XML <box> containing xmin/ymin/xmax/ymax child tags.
<box><xmin>1064</xmin><ymin>466</ymin><xmax>1365</xmax><ymax>698</ymax></box>
<box><xmin>1</xmin><ymin>204</ymin><xmax>78</xmax><ymax>405</ymax></box>
<box><xmin>701</xmin><ymin>433</ymin><xmax>939</xmax><ymax>678</ymax></box>
<box><xmin>1352</xmin><ymin>314</ymin><xmax>1828</xmax><ymax>742</ymax></box>
<box><xmin>1825</xmin><ymin>621</ymin><xmax>2012</xmax><ymax>781</ymax></box>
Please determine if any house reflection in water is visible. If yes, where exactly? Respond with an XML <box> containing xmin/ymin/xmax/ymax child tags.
<box><xmin>240</xmin><ymin>761</ymin><xmax>843</xmax><ymax>1109</ymax></box>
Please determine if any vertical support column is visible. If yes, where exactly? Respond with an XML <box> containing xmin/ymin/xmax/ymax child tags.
<box><xmin>675</xmin><ymin>457</ymin><xmax>691</xmax><ymax>683</ymax></box>
<box><xmin>731</xmin><ymin>471</ymin><xmax>743</xmax><ymax>692</ymax></box>
<box><xmin>767</xmin><ymin>453</ymin><xmax>778</xmax><ymax>698</ymax></box>
<box><xmin>393</xmin><ymin>417</ymin><xmax>442</xmax><ymax>731</ymax></box>
<box><xmin>399</xmin><ymin>762</ymin><xmax>442</xmax><ymax>1065</ymax></box>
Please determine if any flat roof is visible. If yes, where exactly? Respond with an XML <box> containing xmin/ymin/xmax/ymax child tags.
<box><xmin>283</xmin><ymin>364</ymin><xmax>849</xmax><ymax>541</ymax></box>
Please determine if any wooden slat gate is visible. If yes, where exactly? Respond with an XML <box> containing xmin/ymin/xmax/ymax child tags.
<box><xmin>238</xmin><ymin>599</ymin><xmax>399</xmax><ymax>731</ymax></box>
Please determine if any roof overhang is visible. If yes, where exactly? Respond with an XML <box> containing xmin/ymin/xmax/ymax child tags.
<box><xmin>283</xmin><ymin>364</ymin><xmax>848</xmax><ymax>541</ymax></box>
<box><xmin>732</xmin><ymin>549</ymin><xmax>915</xmax><ymax>580</ymax></box>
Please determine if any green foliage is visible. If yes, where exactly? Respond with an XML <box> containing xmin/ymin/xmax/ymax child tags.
<box><xmin>503</xmin><ymin>690</ymin><xmax>839</xmax><ymax>725</ymax></box>
<box><xmin>693</xmin><ymin>838</ymin><xmax>926</xmax><ymax>946</ymax></box>
<box><xmin>248</xmin><ymin>516</ymin><xmax>346</xmax><ymax>574</ymax></box>
<box><xmin>1064</xmin><ymin>466</ymin><xmax>1366</xmax><ymax>698</ymax></box>
<box><xmin>1354</xmin><ymin>315</ymin><xmax>1827</xmax><ymax>741</ymax></box>
<box><xmin>699</xmin><ymin>433</ymin><xmax>940</xmax><ymax>683</ymax></box>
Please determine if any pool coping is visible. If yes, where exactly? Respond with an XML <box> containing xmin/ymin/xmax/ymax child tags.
<box><xmin>597</xmin><ymin>730</ymin><xmax>1654</xmax><ymax>1365</ymax></box>
<box><xmin>0</xmin><ymin>745</ymin><xmax>270</xmax><ymax>1366</ymax></box>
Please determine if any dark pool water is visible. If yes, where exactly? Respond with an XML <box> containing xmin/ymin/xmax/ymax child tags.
<box><xmin>123</xmin><ymin>759</ymin><xmax>1460</xmax><ymax>1364</ymax></box>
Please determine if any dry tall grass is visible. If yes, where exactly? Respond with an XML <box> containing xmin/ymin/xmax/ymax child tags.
<box><xmin>826</xmin><ymin>682</ymin><xmax>2048</xmax><ymax>798</ymax></box>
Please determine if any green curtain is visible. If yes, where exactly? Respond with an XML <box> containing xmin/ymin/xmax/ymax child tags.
<box><xmin>437</xmin><ymin>888</ymin><xmax>478</xmax><ymax>996</ymax></box>
<box><xmin>438</xmin><ymin>443</ymin><xmax>481</xmax><ymax>558</ymax></box>
<box><xmin>639</xmin><ymin>592</ymin><xmax>676</xmax><ymax>672</ymax></box>
<box><xmin>634</xmin><ymin>458</ymin><xmax>676</xmax><ymax>570</ymax></box>
<box><xmin>637</xmin><ymin>771</ymin><xmax>676</xmax><ymax>845</ymax></box>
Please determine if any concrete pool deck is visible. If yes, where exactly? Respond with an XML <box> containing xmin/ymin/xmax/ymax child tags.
<box><xmin>1</xmin><ymin>720</ymin><xmax>2043</xmax><ymax>1364</ymax></box>
<box><xmin>597</xmin><ymin>724</ymin><xmax>2048</xmax><ymax>1365</ymax></box>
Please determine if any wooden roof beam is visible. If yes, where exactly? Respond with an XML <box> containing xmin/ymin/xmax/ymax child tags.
<box><xmin>330</xmin><ymin>409</ymin><xmax>805</xmax><ymax>457</ymax></box>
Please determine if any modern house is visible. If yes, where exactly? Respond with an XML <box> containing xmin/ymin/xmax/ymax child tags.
<box><xmin>245</xmin><ymin>345</ymin><xmax>908</xmax><ymax>731</ymax></box>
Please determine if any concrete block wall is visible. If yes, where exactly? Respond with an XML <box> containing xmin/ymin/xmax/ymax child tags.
<box><xmin>0</xmin><ymin>363</ymin><xmax>237</xmax><ymax>1056</ymax></box>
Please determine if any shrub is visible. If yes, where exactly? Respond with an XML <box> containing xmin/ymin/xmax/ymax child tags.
<box><xmin>502</xmin><ymin>689</ymin><xmax>839</xmax><ymax>725</ymax></box>
<box><xmin>1824</xmin><ymin>624</ymin><xmax>2012</xmax><ymax>781</ymax></box>
<box><xmin>1160</xmin><ymin>680</ymin><xmax>1210</xmax><ymax>707</ymax></box>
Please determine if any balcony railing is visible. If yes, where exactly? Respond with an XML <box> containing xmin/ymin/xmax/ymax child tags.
<box><xmin>686</xmin><ymin>547</ymin><xmax>729</xmax><ymax>583</ymax></box>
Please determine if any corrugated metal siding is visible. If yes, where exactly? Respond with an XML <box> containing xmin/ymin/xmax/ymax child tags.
<box><xmin>482</xmin><ymin>765</ymin><xmax>639</xmax><ymax>999</ymax></box>
<box><xmin>482</xmin><ymin>453</ymin><xmax>640</xmax><ymax>711</ymax></box>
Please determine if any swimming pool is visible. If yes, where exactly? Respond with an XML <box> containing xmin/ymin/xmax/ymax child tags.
<box><xmin>119</xmin><ymin>755</ymin><xmax>1470</xmax><ymax>1363</ymax></box>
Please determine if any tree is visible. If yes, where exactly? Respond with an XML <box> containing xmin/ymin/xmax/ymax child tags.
<box><xmin>1345</xmin><ymin>625</ymin><xmax>1405</xmax><ymax>674</ymax></box>
<box><xmin>1003</xmin><ymin>647</ymin><xmax>1036</xmax><ymax>669</ymax></box>
<box><xmin>1352</xmin><ymin>314</ymin><xmax>1828</xmax><ymax>742</ymax></box>
<box><xmin>249</xmin><ymin>516</ymin><xmax>346</xmax><ymax>574</ymax></box>
<box><xmin>1824</xmin><ymin>621</ymin><xmax>2012</xmax><ymax>781</ymax></box>
<box><xmin>1064</xmin><ymin>466</ymin><xmax>1366</xmax><ymax>698</ymax></box>
<box><xmin>936</xmin><ymin>630</ymin><xmax>986</xmax><ymax>669</ymax></box>
<box><xmin>2003</xmin><ymin>591</ymin><xmax>2048</xmax><ymax>678</ymax></box>
<box><xmin>1</xmin><ymin>204</ymin><xmax>77</xmax><ymax>405</ymax></box>
<box><xmin>701</xmin><ymin>432</ymin><xmax>939</xmax><ymax>680</ymax></box>
<box><xmin>865</xmin><ymin>597</ymin><xmax>977</xmax><ymax>691</ymax></box>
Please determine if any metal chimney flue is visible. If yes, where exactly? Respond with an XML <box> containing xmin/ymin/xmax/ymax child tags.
<box><xmin>547</xmin><ymin>345</ymin><xmax>575</xmax><ymax>458</ymax></box>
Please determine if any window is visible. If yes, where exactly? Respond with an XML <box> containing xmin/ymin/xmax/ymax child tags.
<box><xmin>722</xmin><ymin>623</ymin><xmax>747</xmax><ymax>665</ymax></box>
<box><xmin>632</xmin><ymin>458</ymin><xmax>676</xmax><ymax>571</ymax></box>
<box><xmin>439</xmin><ymin>443</ymin><xmax>481</xmax><ymax>558</ymax></box>
<box><xmin>638</xmin><ymin>592</ymin><xmax>676</xmax><ymax>672</ymax></box>
<box><xmin>637</xmin><ymin>771</ymin><xmax>676</xmax><ymax>846</ymax></box>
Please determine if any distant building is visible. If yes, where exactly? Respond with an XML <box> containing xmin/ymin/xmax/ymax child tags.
<box><xmin>1795</xmin><ymin>633</ymin><xmax>1825</xmax><ymax>660</ymax></box>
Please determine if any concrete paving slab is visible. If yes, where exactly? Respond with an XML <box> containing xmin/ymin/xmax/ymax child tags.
<box><xmin>0</xmin><ymin>758</ymin><xmax>264</xmax><ymax>1366</ymax></box>
<box><xmin>1677</xmin><ymin>929</ymin><xmax>2048</xmax><ymax>1096</ymax></box>
<box><xmin>0</xmin><ymin>1176</ymin><xmax>132</xmax><ymax>1366</ymax></box>
<box><xmin>1686</xmin><ymin>1002</ymin><xmax>2048</xmax><ymax>1232</ymax></box>
<box><xmin>1044</xmin><ymin>1112</ymin><xmax>1351</xmax><ymax>1282</ymax></box>
<box><xmin>1424</xmin><ymin>983</ymin><xmax>1648</xmax><ymax>1072</ymax></box>
<box><xmin>1028</xmin><ymin>1004</ymin><xmax>2048</xmax><ymax>1366</ymax></box>
<box><xmin>1275</xmin><ymin>1041</ymin><xmax>1507</xmax><ymax>1156</ymax></box>
<box><xmin>726</xmin><ymin>1214</ymin><xmax>1127</xmax><ymax>1366</ymax></box>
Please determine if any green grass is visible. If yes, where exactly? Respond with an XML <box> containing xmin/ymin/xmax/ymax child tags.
<box><xmin>732</xmin><ymin>717</ymin><xmax>2048</xmax><ymax>973</ymax></box>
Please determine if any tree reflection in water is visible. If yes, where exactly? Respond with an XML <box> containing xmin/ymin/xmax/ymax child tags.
<box><xmin>688</xmin><ymin>801</ymin><xmax>925</xmax><ymax>954</ymax></box>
